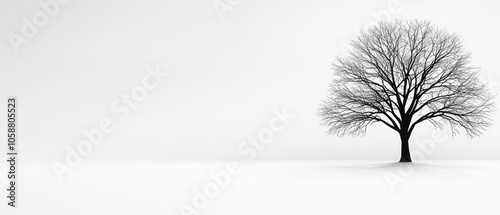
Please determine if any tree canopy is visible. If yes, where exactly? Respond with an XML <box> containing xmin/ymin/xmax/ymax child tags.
<box><xmin>319</xmin><ymin>20</ymin><xmax>495</xmax><ymax>143</ymax></box>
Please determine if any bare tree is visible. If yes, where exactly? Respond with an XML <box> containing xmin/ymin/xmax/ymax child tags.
<box><xmin>318</xmin><ymin>20</ymin><xmax>495</xmax><ymax>162</ymax></box>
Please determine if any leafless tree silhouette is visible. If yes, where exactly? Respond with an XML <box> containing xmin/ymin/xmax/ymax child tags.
<box><xmin>318</xmin><ymin>20</ymin><xmax>495</xmax><ymax>162</ymax></box>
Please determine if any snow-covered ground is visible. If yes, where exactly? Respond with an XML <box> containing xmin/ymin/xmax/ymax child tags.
<box><xmin>4</xmin><ymin>160</ymin><xmax>500</xmax><ymax>215</ymax></box>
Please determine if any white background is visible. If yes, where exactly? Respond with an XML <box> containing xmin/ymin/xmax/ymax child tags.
<box><xmin>0</xmin><ymin>0</ymin><xmax>499</xmax><ymax>214</ymax></box>
<box><xmin>0</xmin><ymin>0</ymin><xmax>499</xmax><ymax>161</ymax></box>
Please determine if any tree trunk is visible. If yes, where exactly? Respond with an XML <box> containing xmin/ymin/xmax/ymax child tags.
<box><xmin>399</xmin><ymin>133</ymin><xmax>412</xmax><ymax>162</ymax></box>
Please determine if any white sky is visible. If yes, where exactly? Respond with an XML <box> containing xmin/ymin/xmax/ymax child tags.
<box><xmin>0</xmin><ymin>0</ymin><xmax>499</xmax><ymax>161</ymax></box>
